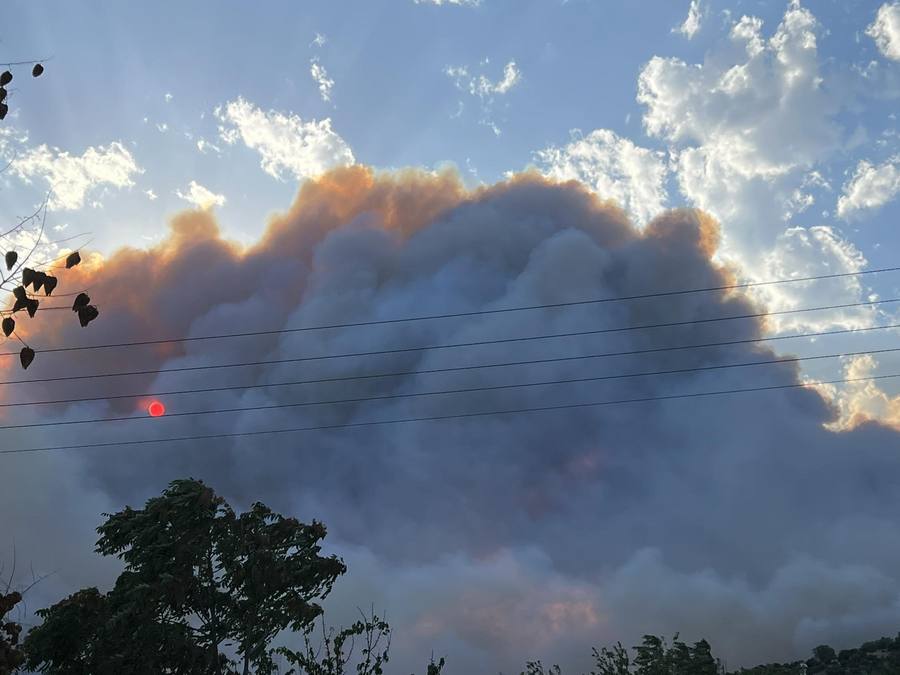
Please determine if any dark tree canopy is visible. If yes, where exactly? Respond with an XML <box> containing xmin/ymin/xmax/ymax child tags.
<box><xmin>26</xmin><ymin>479</ymin><xmax>347</xmax><ymax>675</ymax></box>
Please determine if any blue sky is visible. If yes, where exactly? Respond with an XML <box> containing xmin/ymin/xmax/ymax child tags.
<box><xmin>2</xmin><ymin>1</ymin><xmax>897</xmax><ymax>255</ymax></box>
<box><xmin>4</xmin><ymin>1</ymin><xmax>900</xmax><ymax>672</ymax></box>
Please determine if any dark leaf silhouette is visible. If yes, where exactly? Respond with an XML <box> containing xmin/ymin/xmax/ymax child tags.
<box><xmin>32</xmin><ymin>63</ymin><xmax>44</xmax><ymax>77</ymax></box>
<box><xmin>0</xmin><ymin>87</ymin><xmax>6</xmax><ymax>102</ymax></box>
<box><xmin>0</xmin><ymin>71</ymin><xmax>10</xmax><ymax>86</ymax></box>
<box><xmin>77</xmin><ymin>304</ymin><xmax>99</xmax><ymax>327</ymax></box>
<box><xmin>5</xmin><ymin>251</ymin><xmax>17</xmax><ymax>270</ymax></box>
<box><xmin>2</xmin><ymin>317</ymin><xmax>14</xmax><ymax>337</ymax></box>
<box><xmin>32</xmin><ymin>271</ymin><xmax>46</xmax><ymax>293</ymax></box>
<box><xmin>43</xmin><ymin>275</ymin><xmax>58</xmax><ymax>296</ymax></box>
<box><xmin>72</xmin><ymin>292</ymin><xmax>90</xmax><ymax>311</ymax></box>
<box><xmin>20</xmin><ymin>346</ymin><xmax>34</xmax><ymax>370</ymax></box>
<box><xmin>65</xmin><ymin>251</ymin><xmax>81</xmax><ymax>269</ymax></box>
<box><xmin>0</xmin><ymin>102</ymin><xmax>8</xmax><ymax>121</ymax></box>
<box><xmin>12</xmin><ymin>286</ymin><xmax>27</xmax><ymax>302</ymax></box>
<box><xmin>26</xmin><ymin>298</ymin><xmax>39</xmax><ymax>318</ymax></box>
<box><xmin>21</xmin><ymin>267</ymin><xmax>35</xmax><ymax>288</ymax></box>
<box><xmin>12</xmin><ymin>298</ymin><xmax>27</xmax><ymax>313</ymax></box>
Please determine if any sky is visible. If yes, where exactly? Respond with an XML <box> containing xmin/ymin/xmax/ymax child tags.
<box><xmin>2</xmin><ymin>0</ymin><xmax>900</xmax><ymax>672</ymax></box>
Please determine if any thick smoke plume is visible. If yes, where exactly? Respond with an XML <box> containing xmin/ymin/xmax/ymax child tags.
<box><xmin>3</xmin><ymin>166</ymin><xmax>900</xmax><ymax>673</ymax></box>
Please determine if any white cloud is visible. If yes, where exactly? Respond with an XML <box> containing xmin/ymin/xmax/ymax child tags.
<box><xmin>310</xmin><ymin>32</ymin><xmax>327</xmax><ymax>48</ymax></box>
<box><xmin>447</xmin><ymin>60</ymin><xmax>521</xmax><ymax>100</ymax></box>
<box><xmin>175</xmin><ymin>180</ymin><xmax>226</xmax><ymax>210</ymax></box>
<box><xmin>310</xmin><ymin>57</ymin><xmax>334</xmax><ymax>102</ymax></box>
<box><xmin>536</xmin><ymin>128</ymin><xmax>668</xmax><ymax>225</ymax></box>
<box><xmin>196</xmin><ymin>138</ymin><xmax>222</xmax><ymax>155</ymax></box>
<box><xmin>837</xmin><ymin>157</ymin><xmax>900</xmax><ymax>219</ymax></box>
<box><xmin>144</xmin><ymin>188</ymin><xmax>158</xmax><ymax>201</ymax></box>
<box><xmin>867</xmin><ymin>2</ymin><xmax>900</xmax><ymax>61</ymax></box>
<box><xmin>446</xmin><ymin>60</ymin><xmax>521</xmax><ymax>135</ymax></box>
<box><xmin>156</xmin><ymin>122</ymin><xmax>168</xmax><ymax>133</ymax></box>
<box><xmin>756</xmin><ymin>225</ymin><xmax>875</xmax><ymax>332</ymax></box>
<box><xmin>637</xmin><ymin>3</ymin><xmax>840</xmax><ymax>259</ymax></box>
<box><xmin>214</xmin><ymin>97</ymin><xmax>354</xmax><ymax>182</ymax></box>
<box><xmin>673</xmin><ymin>0</ymin><xmax>704</xmax><ymax>40</ymax></box>
<box><xmin>164</xmin><ymin>92</ymin><xmax>173</xmax><ymax>103</ymax></box>
<box><xmin>11</xmin><ymin>141</ymin><xmax>141</xmax><ymax>210</ymax></box>
<box><xmin>414</xmin><ymin>0</ymin><xmax>480</xmax><ymax>5</ymax></box>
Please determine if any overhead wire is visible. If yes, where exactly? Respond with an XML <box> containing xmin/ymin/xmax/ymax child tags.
<box><xmin>0</xmin><ymin>345</ymin><xmax>898</xmax><ymax>430</ymax></box>
<box><xmin>2</xmin><ymin>266</ymin><xmax>899</xmax><ymax>358</ymax></box>
<box><xmin>1</xmin><ymin>320</ymin><xmax>899</xmax><ymax>408</ymax></box>
<box><xmin>1</xmin><ymin>372</ymin><xmax>898</xmax><ymax>456</ymax></box>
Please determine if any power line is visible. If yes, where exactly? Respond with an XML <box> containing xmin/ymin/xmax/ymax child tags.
<box><xmin>2</xmin><ymin>321</ymin><xmax>899</xmax><ymax>408</ymax></box>
<box><xmin>2</xmin><ymin>372</ymin><xmax>897</xmax><ymax>456</ymax></box>
<box><xmin>1</xmin><ymin>345</ymin><xmax>897</xmax><ymax>431</ymax></box>
<box><xmin>0</xmin><ymin>298</ymin><xmax>900</xmax><ymax>386</ymax></box>
<box><xmin>2</xmin><ymin>268</ymin><xmax>899</xmax><ymax>358</ymax></box>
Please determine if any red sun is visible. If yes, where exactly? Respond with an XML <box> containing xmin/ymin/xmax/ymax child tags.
<box><xmin>148</xmin><ymin>401</ymin><xmax>166</xmax><ymax>417</ymax></box>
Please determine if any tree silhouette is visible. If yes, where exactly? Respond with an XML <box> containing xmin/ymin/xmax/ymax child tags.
<box><xmin>1</xmin><ymin>59</ymin><xmax>101</xmax><ymax>370</ymax></box>
<box><xmin>26</xmin><ymin>480</ymin><xmax>347</xmax><ymax>674</ymax></box>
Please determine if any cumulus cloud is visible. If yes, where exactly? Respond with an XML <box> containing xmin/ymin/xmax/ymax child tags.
<box><xmin>144</xmin><ymin>188</ymin><xmax>158</xmax><ymax>201</ymax></box>
<box><xmin>635</xmin><ymin>2</ymin><xmax>878</xmax><ymax>332</ymax></box>
<box><xmin>10</xmin><ymin>141</ymin><xmax>141</xmax><ymax>210</ymax></box>
<box><xmin>5</xmin><ymin>166</ymin><xmax>900</xmax><ymax>673</ymax></box>
<box><xmin>867</xmin><ymin>2</ymin><xmax>900</xmax><ymax>61</ymax></box>
<box><xmin>310</xmin><ymin>57</ymin><xmax>335</xmax><ymax>102</ymax></box>
<box><xmin>673</xmin><ymin>0</ymin><xmax>703</xmax><ymax>39</ymax></box>
<box><xmin>214</xmin><ymin>97</ymin><xmax>354</xmax><ymax>181</ymax></box>
<box><xmin>836</xmin><ymin>157</ymin><xmax>900</xmax><ymax>219</ymax></box>
<box><xmin>756</xmin><ymin>225</ymin><xmax>875</xmax><ymax>332</ymax></box>
<box><xmin>175</xmin><ymin>180</ymin><xmax>226</xmax><ymax>210</ymax></box>
<box><xmin>535</xmin><ymin>128</ymin><xmax>668</xmax><ymax>225</ymax></box>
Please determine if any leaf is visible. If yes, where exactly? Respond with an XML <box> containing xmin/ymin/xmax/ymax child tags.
<box><xmin>20</xmin><ymin>346</ymin><xmax>34</xmax><ymax>370</ymax></box>
<box><xmin>32</xmin><ymin>63</ymin><xmax>44</xmax><ymax>77</ymax></box>
<box><xmin>32</xmin><ymin>271</ymin><xmax>46</xmax><ymax>293</ymax></box>
<box><xmin>43</xmin><ymin>275</ymin><xmax>58</xmax><ymax>296</ymax></box>
<box><xmin>26</xmin><ymin>298</ymin><xmax>39</xmax><ymax>317</ymax></box>
<box><xmin>0</xmin><ymin>102</ymin><xmax>7</xmax><ymax>121</ymax></box>
<box><xmin>65</xmin><ymin>251</ymin><xmax>81</xmax><ymax>268</ymax></box>
<box><xmin>72</xmin><ymin>292</ymin><xmax>90</xmax><ymax>311</ymax></box>
<box><xmin>5</xmin><ymin>251</ymin><xmax>17</xmax><ymax>270</ymax></box>
<box><xmin>2</xmin><ymin>317</ymin><xmax>14</xmax><ymax>337</ymax></box>
<box><xmin>12</xmin><ymin>298</ymin><xmax>27</xmax><ymax>313</ymax></box>
<box><xmin>12</xmin><ymin>285</ymin><xmax>26</xmax><ymax>301</ymax></box>
<box><xmin>22</xmin><ymin>267</ymin><xmax>35</xmax><ymax>288</ymax></box>
<box><xmin>0</xmin><ymin>87</ymin><xmax>6</xmax><ymax>103</ymax></box>
<box><xmin>78</xmin><ymin>304</ymin><xmax>99</xmax><ymax>327</ymax></box>
<box><xmin>0</xmin><ymin>71</ymin><xmax>11</xmax><ymax>86</ymax></box>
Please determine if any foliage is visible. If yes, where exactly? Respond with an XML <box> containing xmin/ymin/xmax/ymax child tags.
<box><xmin>25</xmin><ymin>479</ymin><xmax>347</xmax><ymax>674</ymax></box>
<box><xmin>1</xmin><ymin>58</ymin><xmax>99</xmax><ymax>370</ymax></box>
<box><xmin>277</xmin><ymin>609</ymin><xmax>396</xmax><ymax>675</ymax></box>
<box><xmin>520</xmin><ymin>632</ymin><xmax>900</xmax><ymax>675</ymax></box>
<box><xmin>0</xmin><ymin>591</ymin><xmax>24</xmax><ymax>675</ymax></box>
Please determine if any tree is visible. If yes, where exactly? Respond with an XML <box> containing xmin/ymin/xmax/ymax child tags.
<box><xmin>276</xmin><ymin>607</ymin><xmax>445</xmax><ymax>675</ymax></box>
<box><xmin>0</xmin><ymin>591</ymin><xmax>24</xmax><ymax>675</ymax></box>
<box><xmin>25</xmin><ymin>479</ymin><xmax>347</xmax><ymax>673</ymax></box>
<box><xmin>591</xmin><ymin>642</ymin><xmax>631</xmax><ymax>675</ymax></box>
<box><xmin>1</xmin><ymin>58</ymin><xmax>100</xmax><ymax>371</ymax></box>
